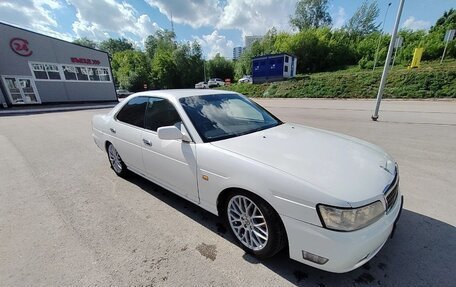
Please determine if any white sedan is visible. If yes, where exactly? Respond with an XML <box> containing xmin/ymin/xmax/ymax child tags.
<box><xmin>194</xmin><ymin>81</ymin><xmax>208</xmax><ymax>89</ymax></box>
<box><xmin>207</xmin><ymin>78</ymin><xmax>225</xmax><ymax>88</ymax></box>
<box><xmin>92</xmin><ymin>89</ymin><xmax>403</xmax><ymax>273</ymax></box>
<box><xmin>238</xmin><ymin>75</ymin><xmax>252</xmax><ymax>83</ymax></box>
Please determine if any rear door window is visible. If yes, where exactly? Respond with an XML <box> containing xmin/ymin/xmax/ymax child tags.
<box><xmin>116</xmin><ymin>96</ymin><xmax>148</xmax><ymax>128</ymax></box>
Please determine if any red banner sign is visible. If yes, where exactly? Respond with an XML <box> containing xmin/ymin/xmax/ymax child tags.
<box><xmin>71</xmin><ymin>57</ymin><xmax>101</xmax><ymax>65</ymax></box>
<box><xmin>10</xmin><ymin>38</ymin><xmax>33</xmax><ymax>57</ymax></box>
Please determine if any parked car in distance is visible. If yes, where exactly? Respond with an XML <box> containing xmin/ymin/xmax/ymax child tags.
<box><xmin>92</xmin><ymin>89</ymin><xmax>403</xmax><ymax>273</ymax></box>
<box><xmin>207</xmin><ymin>78</ymin><xmax>225</xmax><ymax>87</ymax></box>
<box><xmin>238</xmin><ymin>75</ymin><xmax>252</xmax><ymax>83</ymax></box>
<box><xmin>195</xmin><ymin>81</ymin><xmax>208</xmax><ymax>89</ymax></box>
<box><xmin>116</xmin><ymin>89</ymin><xmax>133</xmax><ymax>98</ymax></box>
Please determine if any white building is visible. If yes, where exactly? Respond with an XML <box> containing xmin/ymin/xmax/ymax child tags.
<box><xmin>244</xmin><ymin>36</ymin><xmax>263</xmax><ymax>49</ymax></box>
<box><xmin>232</xmin><ymin>46</ymin><xmax>245</xmax><ymax>60</ymax></box>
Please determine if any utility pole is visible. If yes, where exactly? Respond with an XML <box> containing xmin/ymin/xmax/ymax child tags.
<box><xmin>170</xmin><ymin>11</ymin><xmax>174</xmax><ymax>34</ymax></box>
<box><xmin>203</xmin><ymin>60</ymin><xmax>206</xmax><ymax>82</ymax></box>
<box><xmin>372</xmin><ymin>0</ymin><xmax>405</xmax><ymax>121</ymax></box>
<box><xmin>373</xmin><ymin>2</ymin><xmax>392</xmax><ymax>71</ymax></box>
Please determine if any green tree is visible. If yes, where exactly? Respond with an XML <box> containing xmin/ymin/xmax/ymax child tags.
<box><xmin>99</xmin><ymin>38</ymin><xmax>134</xmax><ymax>56</ymax></box>
<box><xmin>144</xmin><ymin>29</ymin><xmax>204</xmax><ymax>89</ymax></box>
<box><xmin>172</xmin><ymin>41</ymin><xmax>204</xmax><ymax>87</ymax></box>
<box><xmin>73</xmin><ymin>37</ymin><xmax>97</xmax><ymax>49</ymax></box>
<box><xmin>344</xmin><ymin>0</ymin><xmax>380</xmax><ymax>36</ymax></box>
<box><xmin>290</xmin><ymin>0</ymin><xmax>332</xmax><ymax>31</ymax></box>
<box><xmin>428</xmin><ymin>9</ymin><xmax>456</xmax><ymax>59</ymax></box>
<box><xmin>429</xmin><ymin>9</ymin><xmax>456</xmax><ymax>33</ymax></box>
<box><xmin>234</xmin><ymin>48</ymin><xmax>255</xmax><ymax>79</ymax></box>
<box><xmin>151</xmin><ymin>47</ymin><xmax>177</xmax><ymax>89</ymax></box>
<box><xmin>206</xmin><ymin>54</ymin><xmax>234</xmax><ymax>80</ymax></box>
<box><xmin>235</xmin><ymin>27</ymin><xmax>359</xmax><ymax>75</ymax></box>
<box><xmin>395</xmin><ymin>29</ymin><xmax>426</xmax><ymax>64</ymax></box>
<box><xmin>145</xmin><ymin>30</ymin><xmax>176</xmax><ymax>59</ymax></box>
<box><xmin>111</xmin><ymin>50</ymin><xmax>150</xmax><ymax>92</ymax></box>
<box><xmin>356</xmin><ymin>32</ymin><xmax>389</xmax><ymax>69</ymax></box>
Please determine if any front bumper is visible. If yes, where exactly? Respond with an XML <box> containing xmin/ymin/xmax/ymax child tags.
<box><xmin>282</xmin><ymin>195</ymin><xmax>403</xmax><ymax>273</ymax></box>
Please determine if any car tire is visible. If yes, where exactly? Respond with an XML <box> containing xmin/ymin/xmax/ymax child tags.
<box><xmin>107</xmin><ymin>142</ymin><xmax>129</xmax><ymax>177</ymax></box>
<box><xmin>223</xmin><ymin>190</ymin><xmax>286</xmax><ymax>259</ymax></box>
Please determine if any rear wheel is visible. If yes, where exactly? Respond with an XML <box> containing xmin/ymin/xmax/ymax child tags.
<box><xmin>224</xmin><ymin>191</ymin><xmax>286</xmax><ymax>258</ymax></box>
<box><xmin>107</xmin><ymin>143</ymin><xmax>128</xmax><ymax>177</ymax></box>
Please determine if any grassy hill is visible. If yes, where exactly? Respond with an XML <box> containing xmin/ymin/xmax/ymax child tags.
<box><xmin>218</xmin><ymin>60</ymin><xmax>456</xmax><ymax>99</ymax></box>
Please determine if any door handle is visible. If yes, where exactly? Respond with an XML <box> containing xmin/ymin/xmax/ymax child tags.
<box><xmin>143</xmin><ymin>139</ymin><xmax>152</xmax><ymax>146</ymax></box>
<box><xmin>110</xmin><ymin>128</ymin><xmax>116</xmax><ymax>134</ymax></box>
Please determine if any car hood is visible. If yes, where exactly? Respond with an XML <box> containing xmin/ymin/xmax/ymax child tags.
<box><xmin>211</xmin><ymin>123</ymin><xmax>396</xmax><ymax>204</ymax></box>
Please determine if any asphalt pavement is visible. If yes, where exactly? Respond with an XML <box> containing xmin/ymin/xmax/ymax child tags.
<box><xmin>0</xmin><ymin>99</ymin><xmax>455</xmax><ymax>286</ymax></box>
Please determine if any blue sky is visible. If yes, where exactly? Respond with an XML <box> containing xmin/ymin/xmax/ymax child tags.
<box><xmin>0</xmin><ymin>0</ymin><xmax>454</xmax><ymax>58</ymax></box>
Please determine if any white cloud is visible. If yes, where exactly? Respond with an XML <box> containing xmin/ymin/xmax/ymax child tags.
<box><xmin>333</xmin><ymin>7</ymin><xmax>346</xmax><ymax>29</ymax></box>
<box><xmin>68</xmin><ymin>0</ymin><xmax>162</xmax><ymax>43</ymax></box>
<box><xmin>0</xmin><ymin>0</ymin><xmax>73</xmax><ymax>40</ymax></box>
<box><xmin>146</xmin><ymin>0</ymin><xmax>297</xmax><ymax>37</ymax></box>
<box><xmin>147</xmin><ymin>0</ymin><xmax>297</xmax><ymax>56</ymax></box>
<box><xmin>218</xmin><ymin>0</ymin><xmax>297</xmax><ymax>37</ymax></box>
<box><xmin>402</xmin><ymin>16</ymin><xmax>431</xmax><ymax>31</ymax></box>
<box><xmin>145</xmin><ymin>0</ymin><xmax>222</xmax><ymax>28</ymax></box>
<box><xmin>193</xmin><ymin>30</ymin><xmax>235</xmax><ymax>59</ymax></box>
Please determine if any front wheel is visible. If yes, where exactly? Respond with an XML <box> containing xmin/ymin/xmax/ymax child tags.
<box><xmin>107</xmin><ymin>143</ymin><xmax>128</xmax><ymax>177</ymax></box>
<box><xmin>224</xmin><ymin>191</ymin><xmax>286</xmax><ymax>258</ymax></box>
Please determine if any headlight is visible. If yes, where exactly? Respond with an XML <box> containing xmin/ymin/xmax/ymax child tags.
<box><xmin>317</xmin><ymin>201</ymin><xmax>385</xmax><ymax>231</ymax></box>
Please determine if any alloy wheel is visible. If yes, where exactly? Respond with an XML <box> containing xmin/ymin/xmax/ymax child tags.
<box><xmin>227</xmin><ymin>195</ymin><xmax>269</xmax><ymax>251</ymax></box>
<box><xmin>108</xmin><ymin>144</ymin><xmax>123</xmax><ymax>174</ymax></box>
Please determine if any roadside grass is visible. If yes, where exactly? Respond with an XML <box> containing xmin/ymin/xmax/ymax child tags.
<box><xmin>218</xmin><ymin>60</ymin><xmax>456</xmax><ymax>98</ymax></box>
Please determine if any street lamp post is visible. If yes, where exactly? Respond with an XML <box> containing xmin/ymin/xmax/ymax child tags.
<box><xmin>373</xmin><ymin>2</ymin><xmax>392</xmax><ymax>71</ymax></box>
<box><xmin>372</xmin><ymin>0</ymin><xmax>405</xmax><ymax>121</ymax></box>
<box><xmin>203</xmin><ymin>60</ymin><xmax>206</xmax><ymax>82</ymax></box>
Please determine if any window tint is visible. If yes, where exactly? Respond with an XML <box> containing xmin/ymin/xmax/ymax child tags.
<box><xmin>116</xmin><ymin>97</ymin><xmax>148</xmax><ymax>128</ymax></box>
<box><xmin>145</xmin><ymin>97</ymin><xmax>182</xmax><ymax>131</ymax></box>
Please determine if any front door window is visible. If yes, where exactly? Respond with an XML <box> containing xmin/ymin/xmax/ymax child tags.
<box><xmin>2</xmin><ymin>76</ymin><xmax>41</xmax><ymax>104</ymax></box>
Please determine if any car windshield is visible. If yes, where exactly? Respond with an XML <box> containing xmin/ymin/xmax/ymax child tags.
<box><xmin>179</xmin><ymin>93</ymin><xmax>282</xmax><ymax>142</ymax></box>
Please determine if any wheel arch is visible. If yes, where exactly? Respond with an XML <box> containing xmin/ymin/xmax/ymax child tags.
<box><xmin>216</xmin><ymin>187</ymin><xmax>289</xmax><ymax>241</ymax></box>
<box><xmin>104</xmin><ymin>140</ymin><xmax>112</xmax><ymax>153</ymax></box>
<box><xmin>216</xmin><ymin>187</ymin><xmax>274</xmax><ymax>216</ymax></box>
<box><xmin>216</xmin><ymin>187</ymin><xmax>289</xmax><ymax>252</ymax></box>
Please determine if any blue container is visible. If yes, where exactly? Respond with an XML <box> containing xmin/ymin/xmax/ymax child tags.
<box><xmin>252</xmin><ymin>53</ymin><xmax>296</xmax><ymax>84</ymax></box>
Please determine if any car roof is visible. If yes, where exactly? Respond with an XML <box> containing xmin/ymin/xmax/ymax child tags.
<box><xmin>132</xmin><ymin>89</ymin><xmax>237</xmax><ymax>100</ymax></box>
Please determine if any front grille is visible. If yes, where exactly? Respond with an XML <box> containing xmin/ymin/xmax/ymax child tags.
<box><xmin>384</xmin><ymin>169</ymin><xmax>399</xmax><ymax>212</ymax></box>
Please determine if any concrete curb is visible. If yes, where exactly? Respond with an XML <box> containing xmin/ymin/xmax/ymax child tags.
<box><xmin>0</xmin><ymin>104</ymin><xmax>116</xmax><ymax>116</ymax></box>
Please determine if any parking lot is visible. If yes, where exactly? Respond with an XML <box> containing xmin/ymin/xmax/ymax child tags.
<box><xmin>1</xmin><ymin>99</ymin><xmax>455</xmax><ymax>286</ymax></box>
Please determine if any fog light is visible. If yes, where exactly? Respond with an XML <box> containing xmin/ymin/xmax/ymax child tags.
<box><xmin>302</xmin><ymin>251</ymin><xmax>329</xmax><ymax>265</ymax></box>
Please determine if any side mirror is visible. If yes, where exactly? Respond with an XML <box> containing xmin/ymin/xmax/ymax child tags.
<box><xmin>157</xmin><ymin>126</ymin><xmax>191</xmax><ymax>142</ymax></box>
